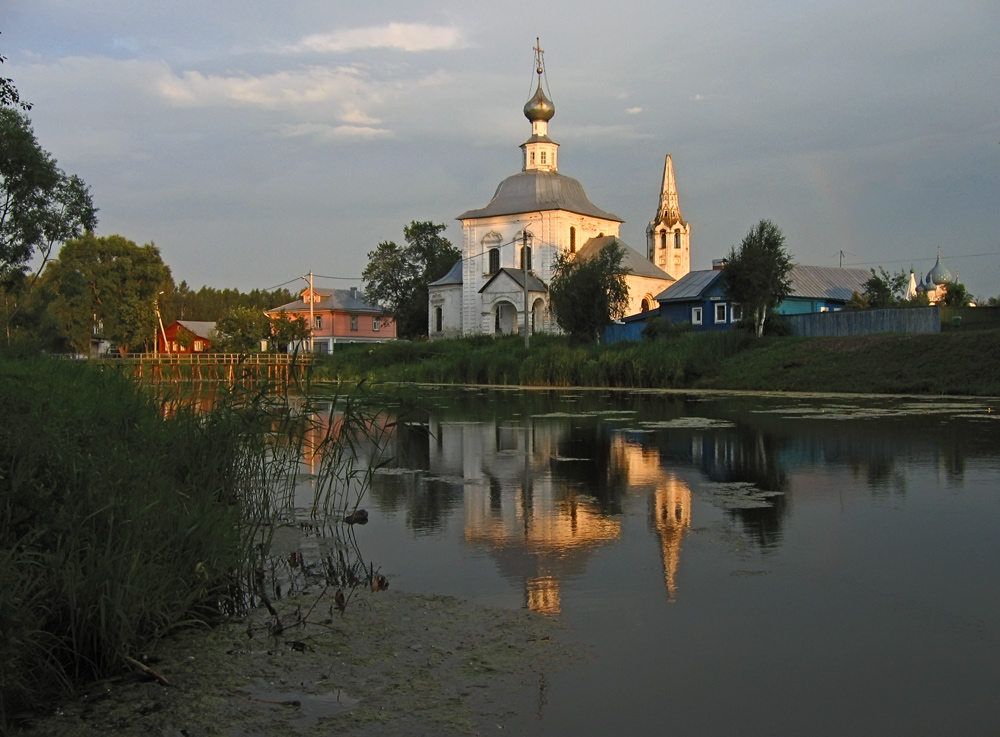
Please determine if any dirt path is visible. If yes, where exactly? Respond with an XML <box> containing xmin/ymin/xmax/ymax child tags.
<box><xmin>17</xmin><ymin>589</ymin><xmax>571</xmax><ymax>737</ymax></box>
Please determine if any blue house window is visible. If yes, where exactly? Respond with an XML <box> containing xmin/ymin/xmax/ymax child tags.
<box><xmin>714</xmin><ymin>303</ymin><xmax>727</xmax><ymax>323</ymax></box>
<box><xmin>692</xmin><ymin>307</ymin><xmax>703</xmax><ymax>325</ymax></box>
<box><xmin>731</xmin><ymin>303</ymin><xmax>743</xmax><ymax>321</ymax></box>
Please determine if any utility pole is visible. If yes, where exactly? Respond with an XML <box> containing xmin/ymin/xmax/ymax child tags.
<box><xmin>301</xmin><ymin>271</ymin><xmax>315</xmax><ymax>353</ymax></box>
<box><xmin>522</xmin><ymin>231</ymin><xmax>531</xmax><ymax>348</ymax></box>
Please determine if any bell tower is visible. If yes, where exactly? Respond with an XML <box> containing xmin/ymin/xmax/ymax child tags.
<box><xmin>646</xmin><ymin>154</ymin><xmax>691</xmax><ymax>280</ymax></box>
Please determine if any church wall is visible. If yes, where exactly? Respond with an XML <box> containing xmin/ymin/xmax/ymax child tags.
<box><xmin>459</xmin><ymin>211</ymin><xmax>622</xmax><ymax>337</ymax></box>
<box><xmin>428</xmin><ymin>283</ymin><xmax>463</xmax><ymax>340</ymax></box>
<box><xmin>623</xmin><ymin>274</ymin><xmax>676</xmax><ymax>318</ymax></box>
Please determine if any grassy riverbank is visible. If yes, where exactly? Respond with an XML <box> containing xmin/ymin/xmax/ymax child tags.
<box><xmin>0</xmin><ymin>358</ymin><xmax>306</xmax><ymax>726</ymax></box>
<box><xmin>313</xmin><ymin>330</ymin><xmax>1000</xmax><ymax>396</ymax></box>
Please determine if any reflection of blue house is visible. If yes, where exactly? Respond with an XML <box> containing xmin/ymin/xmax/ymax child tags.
<box><xmin>606</xmin><ymin>264</ymin><xmax>871</xmax><ymax>341</ymax></box>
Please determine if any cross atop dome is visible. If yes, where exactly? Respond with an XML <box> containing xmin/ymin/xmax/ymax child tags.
<box><xmin>521</xmin><ymin>38</ymin><xmax>559</xmax><ymax>172</ymax></box>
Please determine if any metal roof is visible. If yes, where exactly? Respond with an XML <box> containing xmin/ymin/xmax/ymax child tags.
<box><xmin>429</xmin><ymin>259</ymin><xmax>463</xmax><ymax>287</ymax></box>
<box><xmin>654</xmin><ymin>269</ymin><xmax>724</xmax><ymax>302</ymax></box>
<box><xmin>175</xmin><ymin>321</ymin><xmax>218</xmax><ymax>338</ymax></box>
<box><xmin>788</xmin><ymin>266</ymin><xmax>869</xmax><ymax>301</ymax></box>
<box><xmin>576</xmin><ymin>236</ymin><xmax>674</xmax><ymax>280</ymax></box>
<box><xmin>458</xmin><ymin>170</ymin><xmax>623</xmax><ymax>222</ymax></box>
<box><xmin>268</xmin><ymin>288</ymin><xmax>384</xmax><ymax>314</ymax></box>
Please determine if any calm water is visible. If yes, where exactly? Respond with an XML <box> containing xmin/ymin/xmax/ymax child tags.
<box><xmin>307</xmin><ymin>388</ymin><xmax>1000</xmax><ymax>736</ymax></box>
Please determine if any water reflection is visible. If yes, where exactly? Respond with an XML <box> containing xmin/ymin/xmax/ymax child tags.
<box><xmin>369</xmin><ymin>389</ymin><xmax>997</xmax><ymax>616</ymax></box>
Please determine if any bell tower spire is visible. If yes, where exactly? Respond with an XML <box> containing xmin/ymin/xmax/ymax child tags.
<box><xmin>646</xmin><ymin>153</ymin><xmax>692</xmax><ymax>280</ymax></box>
<box><xmin>521</xmin><ymin>38</ymin><xmax>559</xmax><ymax>172</ymax></box>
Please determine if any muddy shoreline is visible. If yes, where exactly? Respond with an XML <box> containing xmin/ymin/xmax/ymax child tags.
<box><xmin>16</xmin><ymin>588</ymin><xmax>571</xmax><ymax>737</ymax></box>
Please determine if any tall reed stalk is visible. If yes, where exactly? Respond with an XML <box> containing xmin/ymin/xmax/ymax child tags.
<box><xmin>0</xmin><ymin>356</ymin><xmax>385</xmax><ymax>727</ymax></box>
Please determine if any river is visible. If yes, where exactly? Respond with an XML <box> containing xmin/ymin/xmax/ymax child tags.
<box><xmin>295</xmin><ymin>387</ymin><xmax>1000</xmax><ymax>736</ymax></box>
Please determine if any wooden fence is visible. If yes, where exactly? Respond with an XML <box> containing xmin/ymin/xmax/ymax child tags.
<box><xmin>784</xmin><ymin>306</ymin><xmax>940</xmax><ymax>338</ymax></box>
<box><xmin>79</xmin><ymin>352</ymin><xmax>313</xmax><ymax>384</ymax></box>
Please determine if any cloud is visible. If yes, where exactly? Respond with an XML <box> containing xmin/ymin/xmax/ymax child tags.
<box><xmin>284</xmin><ymin>23</ymin><xmax>467</xmax><ymax>54</ymax></box>
<box><xmin>156</xmin><ymin>65</ymin><xmax>372</xmax><ymax>109</ymax></box>
<box><xmin>277</xmin><ymin>122</ymin><xmax>391</xmax><ymax>142</ymax></box>
<box><xmin>625</xmin><ymin>106</ymin><xmax>642</xmax><ymax>115</ymax></box>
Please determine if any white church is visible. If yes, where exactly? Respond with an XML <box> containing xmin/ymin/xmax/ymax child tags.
<box><xmin>428</xmin><ymin>45</ymin><xmax>691</xmax><ymax>340</ymax></box>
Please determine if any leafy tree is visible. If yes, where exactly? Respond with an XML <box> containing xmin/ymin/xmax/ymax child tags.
<box><xmin>44</xmin><ymin>234</ymin><xmax>171</xmax><ymax>355</ymax></box>
<box><xmin>1</xmin><ymin>109</ymin><xmax>97</xmax><ymax>341</ymax></box>
<box><xmin>268</xmin><ymin>310</ymin><xmax>310</xmax><ymax>352</ymax></box>
<box><xmin>1</xmin><ymin>33</ymin><xmax>31</xmax><ymax>111</ymax></box>
<box><xmin>859</xmin><ymin>267</ymin><xmax>909</xmax><ymax>308</ymax></box>
<box><xmin>548</xmin><ymin>239</ymin><xmax>630</xmax><ymax>344</ymax></box>
<box><xmin>722</xmin><ymin>220</ymin><xmax>793</xmax><ymax>338</ymax></box>
<box><xmin>162</xmin><ymin>281</ymin><xmax>296</xmax><ymax>323</ymax></box>
<box><xmin>362</xmin><ymin>221</ymin><xmax>460</xmax><ymax>338</ymax></box>
<box><xmin>215</xmin><ymin>306</ymin><xmax>270</xmax><ymax>353</ymax></box>
<box><xmin>941</xmin><ymin>281</ymin><xmax>972</xmax><ymax>307</ymax></box>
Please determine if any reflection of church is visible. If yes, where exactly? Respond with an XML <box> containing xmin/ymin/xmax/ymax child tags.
<box><xmin>429</xmin><ymin>43</ymin><xmax>685</xmax><ymax>339</ymax></box>
<box><xmin>425</xmin><ymin>416</ymin><xmax>693</xmax><ymax>614</ymax></box>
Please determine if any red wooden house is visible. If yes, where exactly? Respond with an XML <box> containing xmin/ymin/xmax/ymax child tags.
<box><xmin>157</xmin><ymin>320</ymin><xmax>217</xmax><ymax>354</ymax></box>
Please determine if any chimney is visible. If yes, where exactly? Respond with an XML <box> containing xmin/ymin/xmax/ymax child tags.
<box><xmin>712</xmin><ymin>259</ymin><xmax>726</xmax><ymax>270</ymax></box>
<box><xmin>350</xmin><ymin>286</ymin><xmax>358</xmax><ymax>300</ymax></box>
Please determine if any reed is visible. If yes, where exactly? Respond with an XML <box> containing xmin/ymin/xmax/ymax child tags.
<box><xmin>0</xmin><ymin>356</ymin><xmax>383</xmax><ymax>726</ymax></box>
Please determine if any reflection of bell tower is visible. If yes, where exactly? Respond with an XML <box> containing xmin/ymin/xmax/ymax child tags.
<box><xmin>646</xmin><ymin>154</ymin><xmax>691</xmax><ymax>280</ymax></box>
<box><xmin>652</xmin><ymin>477</ymin><xmax>692</xmax><ymax>602</ymax></box>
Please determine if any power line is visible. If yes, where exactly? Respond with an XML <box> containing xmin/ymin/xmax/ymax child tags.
<box><xmin>843</xmin><ymin>250</ymin><xmax>1000</xmax><ymax>268</ymax></box>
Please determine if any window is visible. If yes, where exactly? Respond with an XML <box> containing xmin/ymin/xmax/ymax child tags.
<box><xmin>675</xmin><ymin>231</ymin><xmax>682</xmax><ymax>249</ymax></box>
<box><xmin>530</xmin><ymin>151</ymin><xmax>535</xmax><ymax>164</ymax></box>
<box><xmin>641</xmin><ymin>298</ymin><xmax>651</xmax><ymax>313</ymax></box>
<box><xmin>570</xmin><ymin>227</ymin><xmax>576</xmax><ymax>253</ymax></box>
<box><xmin>521</xmin><ymin>245</ymin><xmax>532</xmax><ymax>271</ymax></box>
<box><xmin>313</xmin><ymin>315</ymin><xmax>322</xmax><ymax>330</ymax></box>
<box><xmin>692</xmin><ymin>307</ymin><xmax>703</xmax><ymax>325</ymax></box>
<box><xmin>715</xmin><ymin>303</ymin><xmax>727</xmax><ymax>323</ymax></box>
<box><xmin>350</xmin><ymin>315</ymin><xmax>358</xmax><ymax>331</ymax></box>
<box><xmin>488</xmin><ymin>247</ymin><xmax>500</xmax><ymax>274</ymax></box>
<box><xmin>730</xmin><ymin>304</ymin><xmax>742</xmax><ymax>321</ymax></box>
<box><xmin>540</xmin><ymin>150</ymin><xmax>547</xmax><ymax>164</ymax></box>
<box><xmin>373</xmin><ymin>317</ymin><xmax>381</xmax><ymax>332</ymax></box>
<box><xmin>193</xmin><ymin>341</ymin><xmax>204</xmax><ymax>352</ymax></box>
<box><xmin>661</xmin><ymin>231</ymin><xmax>667</xmax><ymax>250</ymax></box>
<box><xmin>435</xmin><ymin>307</ymin><xmax>443</xmax><ymax>333</ymax></box>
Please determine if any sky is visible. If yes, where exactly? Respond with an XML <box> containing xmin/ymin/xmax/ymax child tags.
<box><xmin>3</xmin><ymin>0</ymin><xmax>999</xmax><ymax>300</ymax></box>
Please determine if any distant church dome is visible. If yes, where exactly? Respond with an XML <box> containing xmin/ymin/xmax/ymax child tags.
<box><xmin>524</xmin><ymin>82</ymin><xmax>555</xmax><ymax>122</ymax></box>
<box><xmin>927</xmin><ymin>251</ymin><xmax>952</xmax><ymax>285</ymax></box>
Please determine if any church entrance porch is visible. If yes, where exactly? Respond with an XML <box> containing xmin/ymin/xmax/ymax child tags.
<box><xmin>494</xmin><ymin>301</ymin><xmax>518</xmax><ymax>335</ymax></box>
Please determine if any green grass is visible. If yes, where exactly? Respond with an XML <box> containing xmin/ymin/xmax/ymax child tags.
<box><xmin>0</xmin><ymin>356</ymin><xmax>383</xmax><ymax>726</ymax></box>
<box><xmin>313</xmin><ymin>329</ymin><xmax>1000</xmax><ymax>396</ymax></box>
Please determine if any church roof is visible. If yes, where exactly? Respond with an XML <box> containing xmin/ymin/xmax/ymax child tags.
<box><xmin>458</xmin><ymin>170</ymin><xmax>623</xmax><ymax>222</ymax></box>
<box><xmin>577</xmin><ymin>236</ymin><xmax>675</xmax><ymax>280</ymax></box>
<box><xmin>429</xmin><ymin>259</ymin><xmax>463</xmax><ymax>287</ymax></box>
<box><xmin>478</xmin><ymin>267</ymin><xmax>548</xmax><ymax>294</ymax></box>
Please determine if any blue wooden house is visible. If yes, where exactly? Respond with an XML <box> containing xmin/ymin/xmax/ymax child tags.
<box><xmin>605</xmin><ymin>265</ymin><xmax>870</xmax><ymax>341</ymax></box>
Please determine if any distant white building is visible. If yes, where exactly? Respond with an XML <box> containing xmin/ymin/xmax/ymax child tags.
<box><xmin>429</xmin><ymin>44</ymin><xmax>678</xmax><ymax>340</ymax></box>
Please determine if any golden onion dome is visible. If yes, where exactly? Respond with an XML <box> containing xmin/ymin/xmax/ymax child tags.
<box><xmin>524</xmin><ymin>82</ymin><xmax>555</xmax><ymax>122</ymax></box>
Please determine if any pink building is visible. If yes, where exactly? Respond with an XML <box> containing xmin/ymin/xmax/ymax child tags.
<box><xmin>266</xmin><ymin>287</ymin><xmax>396</xmax><ymax>353</ymax></box>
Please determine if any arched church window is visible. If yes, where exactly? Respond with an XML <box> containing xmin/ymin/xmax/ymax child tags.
<box><xmin>521</xmin><ymin>245</ymin><xmax>532</xmax><ymax>271</ymax></box>
<box><xmin>488</xmin><ymin>248</ymin><xmax>500</xmax><ymax>275</ymax></box>
<box><xmin>661</xmin><ymin>231</ymin><xmax>667</xmax><ymax>251</ymax></box>
<box><xmin>570</xmin><ymin>227</ymin><xmax>576</xmax><ymax>253</ymax></box>
<box><xmin>435</xmin><ymin>307</ymin><xmax>443</xmax><ymax>333</ymax></box>
<box><xmin>675</xmin><ymin>231</ymin><xmax>681</xmax><ymax>249</ymax></box>
<box><xmin>641</xmin><ymin>298</ymin><xmax>650</xmax><ymax>312</ymax></box>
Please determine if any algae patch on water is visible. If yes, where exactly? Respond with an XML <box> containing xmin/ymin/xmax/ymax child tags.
<box><xmin>17</xmin><ymin>589</ymin><xmax>570</xmax><ymax>737</ymax></box>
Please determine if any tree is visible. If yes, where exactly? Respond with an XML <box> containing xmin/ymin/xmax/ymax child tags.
<box><xmin>941</xmin><ymin>281</ymin><xmax>972</xmax><ymax>307</ymax></box>
<box><xmin>215</xmin><ymin>306</ymin><xmax>270</xmax><ymax>353</ymax></box>
<box><xmin>859</xmin><ymin>267</ymin><xmax>909</xmax><ymax>308</ymax></box>
<box><xmin>362</xmin><ymin>221</ymin><xmax>460</xmax><ymax>338</ymax></box>
<box><xmin>268</xmin><ymin>310</ymin><xmax>310</xmax><ymax>352</ymax></box>
<box><xmin>722</xmin><ymin>220</ymin><xmax>793</xmax><ymax>338</ymax></box>
<box><xmin>44</xmin><ymin>234</ymin><xmax>171</xmax><ymax>355</ymax></box>
<box><xmin>1</xmin><ymin>33</ymin><xmax>32</xmax><ymax>112</ymax></box>
<box><xmin>1</xmin><ymin>109</ymin><xmax>97</xmax><ymax>342</ymax></box>
<box><xmin>548</xmin><ymin>239</ymin><xmax>630</xmax><ymax>344</ymax></box>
